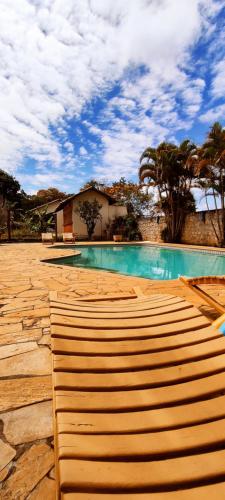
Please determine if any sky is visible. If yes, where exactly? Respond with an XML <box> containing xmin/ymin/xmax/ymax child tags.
<box><xmin>0</xmin><ymin>0</ymin><xmax>225</xmax><ymax>206</ymax></box>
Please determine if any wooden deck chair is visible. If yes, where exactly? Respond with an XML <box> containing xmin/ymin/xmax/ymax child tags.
<box><xmin>41</xmin><ymin>232</ymin><xmax>54</xmax><ymax>244</ymax></box>
<box><xmin>180</xmin><ymin>275</ymin><xmax>225</xmax><ymax>314</ymax></box>
<box><xmin>50</xmin><ymin>288</ymin><xmax>225</xmax><ymax>499</ymax></box>
<box><xmin>62</xmin><ymin>232</ymin><xmax>76</xmax><ymax>243</ymax></box>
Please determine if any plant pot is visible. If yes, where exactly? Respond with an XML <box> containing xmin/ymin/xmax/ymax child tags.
<box><xmin>113</xmin><ymin>234</ymin><xmax>123</xmax><ymax>242</ymax></box>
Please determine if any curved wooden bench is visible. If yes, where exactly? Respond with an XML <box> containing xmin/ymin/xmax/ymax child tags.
<box><xmin>50</xmin><ymin>291</ymin><xmax>225</xmax><ymax>498</ymax></box>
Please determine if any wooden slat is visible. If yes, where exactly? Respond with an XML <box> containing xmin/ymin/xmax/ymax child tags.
<box><xmin>51</xmin><ymin>328</ymin><xmax>218</xmax><ymax>355</ymax></box>
<box><xmin>55</xmin><ymin>371</ymin><xmax>225</xmax><ymax>412</ymax></box>
<box><xmin>61</xmin><ymin>481</ymin><xmax>225</xmax><ymax>499</ymax></box>
<box><xmin>53</xmin><ymin>337</ymin><xmax>225</xmax><ymax>373</ymax></box>
<box><xmin>51</xmin><ymin>307</ymin><xmax>203</xmax><ymax>330</ymax></box>
<box><xmin>51</xmin><ymin>315</ymin><xmax>210</xmax><ymax>340</ymax></box>
<box><xmin>58</xmin><ymin>418</ymin><xmax>225</xmax><ymax>459</ymax></box>
<box><xmin>54</xmin><ymin>353</ymin><xmax>225</xmax><ymax>390</ymax></box>
<box><xmin>57</xmin><ymin>395</ymin><xmax>225</xmax><ymax>434</ymax></box>
<box><xmin>50</xmin><ymin>300</ymin><xmax>192</xmax><ymax>320</ymax></box>
<box><xmin>50</xmin><ymin>295</ymin><xmax>181</xmax><ymax>313</ymax></box>
<box><xmin>59</xmin><ymin>449</ymin><xmax>225</xmax><ymax>491</ymax></box>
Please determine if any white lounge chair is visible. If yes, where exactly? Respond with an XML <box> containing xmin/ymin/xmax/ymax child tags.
<box><xmin>62</xmin><ymin>232</ymin><xmax>76</xmax><ymax>243</ymax></box>
<box><xmin>41</xmin><ymin>232</ymin><xmax>54</xmax><ymax>244</ymax></box>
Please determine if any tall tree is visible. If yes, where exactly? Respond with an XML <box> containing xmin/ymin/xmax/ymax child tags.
<box><xmin>139</xmin><ymin>141</ymin><xmax>196</xmax><ymax>242</ymax></box>
<box><xmin>0</xmin><ymin>170</ymin><xmax>21</xmax><ymax>240</ymax></box>
<box><xmin>80</xmin><ymin>179</ymin><xmax>105</xmax><ymax>191</ymax></box>
<box><xmin>76</xmin><ymin>199</ymin><xmax>102</xmax><ymax>240</ymax></box>
<box><xmin>36</xmin><ymin>187</ymin><xmax>68</xmax><ymax>203</ymax></box>
<box><xmin>195</xmin><ymin>122</ymin><xmax>225</xmax><ymax>246</ymax></box>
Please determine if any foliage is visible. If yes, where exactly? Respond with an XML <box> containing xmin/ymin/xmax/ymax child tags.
<box><xmin>0</xmin><ymin>170</ymin><xmax>21</xmax><ymax>206</ymax></box>
<box><xmin>75</xmin><ymin>199</ymin><xmax>102</xmax><ymax>240</ymax></box>
<box><xmin>110</xmin><ymin>215</ymin><xmax>141</xmax><ymax>241</ymax></box>
<box><xmin>105</xmin><ymin>177</ymin><xmax>153</xmax><ymax>217</ymax></box>
<box><xmin>80</xmin><ymin>179</ymin><xmax>105</xmax><ymax>191</ymax></box>
<box><xmin>19</xmin><ymin>187</ymin><xmax>69</xmax><ymax>212</ymax></box>
<box><xmin>139</xmin><ymin>140</ymin><xmax>196</xmax><ymax>243</ymax></box>
<box><xmin>195</xmin><ymin>122</ymin><xmax>225</xmax><ymax>246</ymax></box>
<box><xmin>24</xmin><ymin>207</ymin><xmax>54</xmax><ymax>234</ymax></box>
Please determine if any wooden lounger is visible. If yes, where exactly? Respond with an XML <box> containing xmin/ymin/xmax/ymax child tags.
<box><xmin>50</xmin><ymin>290</ymin><xmax>225</xmax><ymax>499</ymax></box>
<box><xmin>180</xmin><ymin>275</ymin><xmax>225</xmax><ymax>314</ymax></box>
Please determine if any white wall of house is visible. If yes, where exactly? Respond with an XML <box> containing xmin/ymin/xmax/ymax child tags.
<box><xmin>56</xmin><ymin>190</ymin><xmax>127</xmax><ymax>239</ymax></box>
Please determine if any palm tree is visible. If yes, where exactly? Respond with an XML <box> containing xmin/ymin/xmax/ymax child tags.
<box><xmin>195</xmin><ymin>122</ymin><xmax>225</xmax><ymax>246</ymax></box>
<box><xmin>139</xmin><ymin>140</ymin><xmax>196</xmax><ymax>242</ymax></box>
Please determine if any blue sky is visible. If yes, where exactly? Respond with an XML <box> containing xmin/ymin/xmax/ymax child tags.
<box><xmin>0</xmin><ymin>0</ymin><xmax>225</xmax><ymax>208</ymax></box>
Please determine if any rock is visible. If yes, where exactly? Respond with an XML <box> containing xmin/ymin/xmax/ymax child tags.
<box><xmin>0</xmin><ymin>323</ymin><xmax>22</xmax><ymax>335</ymax></box>
<box><xmin>38</xmin><ymin>335</ymin><xmax>51</xmax><ymax>346</ymax></box>
<box><xmin>0</xmin><ymin>328</ymin><xmax>42</xmax><ymax>346</ymax></box>
<box><xmin>18</xmin><ymin>289</ymin><xmax>47</xmax><ymax>298</ymax></box>
<box><xmin>0</xmin><ymin>348</ymin><xmax>51</xmax><ymax>377</ymax></box>
<box><xmin>49</xmin><ymin>467</ymin><xmax>55</xmax><ymax>479</ymax></box>
<box><xmin>39</xmin><ymin>317</ymin><xmax>51</xmax><ymax>327</ymax></box>
<box><xmin>0</xmin><ymin>376</ymin><xmax>52</xmax><ymax>411</ymax></box>
<box><xmin>1</xmin><ymin>401</ymin><xmax>53</xmax><ymax>445</ymax></box>
<box><xmin>0</xmin><ymin>317</ymin><xmax>22</xmax><ymax>325</ymax></box>
<box><xmin>0</xmin><ymin>440</ymin><xmax>16</xmax><ymax>472</ymax></box>
<box><xmin>28</xmin><ymin>476</ymin><xmax>55</xmax><ymax>499</ymax></box>
<box><xmin>1</xmin><ymin>285</ymin><xmax>31</xmax><ymax>295</ymax></box>
<box><xmin>4</xmin><ymin>307</ymin><xmax>50</xmax><ymax>319</ymax></box>
<box><xmin>1</xmin><ymin>443</ymin><xmax>54</xmax><ymax>499</ymax></box>
<box><xmin>0</xmin><ymin>463</ymin><xmax>11</xmax><ymax>482</ymax></box>
<box><xmin>41</xmin><ymin>278</ymin><xmax>69</xmax><ymax>291</ymax></box>
<box><xmin>0</xmin><ymin>342</ymin><xmax>37</xmax><ymax>360</ymax></box>
<box><xmin>1</xmin><ymin>299</ymin><xmax>45</xmax><ymax>313</ymax></box>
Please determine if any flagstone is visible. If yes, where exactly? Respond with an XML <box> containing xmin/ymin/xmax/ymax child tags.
<box><xmin>49</xmin><ymin>467</ymin><xmax>55</xmax><ymax>480</ymax></box>
<box><xmin>0</xmin><ymin>322</ymin><xmax>22</xmax><ymax>335</ymax></box>
<box><xmin>0</xmin><ymin>328</ymin><xmax>42</xmax><ymax>346</ymax></box>
<box><xmin>0</xmin><ymin>463</ymin><xmax>11</xmax><ymax>482</ymax></box>
<box><xmin>0</xmin><ymin>376</ymin><xmax>52</xmax><ymax>411</ymax></box>
<box><xmin>0</xmin><ymin>316</ymin><xmax>22</xmax><ymax>325</ymax></box>
<box><xmin>38</xmin><ymin>334</ymin><xmax>51</xmax><ymax>345</ymax></box>
<box><xmin>28</xmin><ymin>476</ymin><xmax>55</xmax><ymax>499</ymax></box>
<box><xmin>0</xmin><ymin>341</ymin><xmax>37</xmax><ymax>359</ymax></box>
<box><xmin>0</xmin><ymin>440</ymin><xmax>16</xmax><ymax>472</ymax></box>
<box><xmin>2</xmin><ymin>285</ymin><xmax>31</xmax><ymax>295</ymax></box>
<box><xmin>1</xmin><ymin>443</ymin><xmax>54</xmax><ymax>499</ymax></box>
<box><xmin>0</xmin><ymin>439</ymin><xmax>16</xmax><ymax>470</ymax></box>
<box><xmin>5</xmin><ymin>306</ymin><xmax>49</xmax><ymax>319</ymax></box>
<box><xmin>1</xmin><ymin>299</ymin><xmax>46</xmax><ymax>313</ymax></box>
<box><xmin>1</xmin><ymin>401</ymin><xmax>53</xmax><ymax>445</ymax></box>
<box><xmin>18</xmin><ymin>289</ymin><xmax>47</xmax><ymax>298</ymax></box>
<box><xmin>0</xmin><ymin>348</ymin><xmax>51</xmax><ymax>377</ymax></box>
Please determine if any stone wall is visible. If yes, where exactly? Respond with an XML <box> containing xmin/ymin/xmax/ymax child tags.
<box><xmin>138</xmin><ymin>217</ymin><xmax>166</xmax><ymax>242</ymax></box>
<box><xmin>139</xmin><ymin>210</ymin><xmax>221</xmax><ymax>247</ymax></box>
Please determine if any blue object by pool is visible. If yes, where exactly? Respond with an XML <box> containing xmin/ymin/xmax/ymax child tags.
<box><xmin>47</xmin><ymin>244</ymin><xmax>225</xmax><ymax>281</ymax></box>
<box><xmin>219</xmin><ymin>323</ymin><xmax>225</xmax><ymax>335</ymax></box>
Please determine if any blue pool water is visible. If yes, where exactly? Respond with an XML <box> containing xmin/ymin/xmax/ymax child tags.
<box><xmin>47</xmin><ymin>244</ymin><xmax>225</xmax><ymax>280</ymax></box>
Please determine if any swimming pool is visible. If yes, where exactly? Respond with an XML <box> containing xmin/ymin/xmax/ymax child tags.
<box><xmin>47</xmin><ymin>244</ymin><xmax>225</xmax><ymax>280</ymax></box>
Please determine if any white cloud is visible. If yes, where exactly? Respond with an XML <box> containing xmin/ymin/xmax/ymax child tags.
<box><xmin>200</xmin><ymin>103</ymin><xmax>225</xmax><ymax>123</ymax></box>
<box><xmin>0</xmin><ymin>0</ymin><xmax>222</xmax><ymax>189</ymax></box>
<box><xmin>79</xmin><ymin>146</ymin><xmax>88</xmax><ymax>156</ymax></box>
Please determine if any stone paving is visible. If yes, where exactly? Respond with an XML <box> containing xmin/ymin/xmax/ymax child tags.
<box><xmin>0</xmin><ymin>242</ymin><xmax>225</xmax><ymax>499</ymax></box>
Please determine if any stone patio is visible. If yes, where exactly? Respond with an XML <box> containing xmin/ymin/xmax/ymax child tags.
<box><xmin>0</xmin><ymin>242</ymin><xmax>225</xmax><ymax>499</ymax></box>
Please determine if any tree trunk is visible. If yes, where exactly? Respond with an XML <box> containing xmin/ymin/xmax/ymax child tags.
<box><xmin>7</xmin><ymin>209</ymin><xmax>11</xmax><ymax>241</ymax></box>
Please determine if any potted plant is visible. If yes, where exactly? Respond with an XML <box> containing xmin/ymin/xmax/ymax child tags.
<box><xmin>111</xmin><ymin>216</ymin><xmax>125</xmax><ymax>242</ymax></box>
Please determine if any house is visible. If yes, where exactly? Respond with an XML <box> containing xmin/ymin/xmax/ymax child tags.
<box><xmin>54</xmin><ymin>187</ymin><xmax>127</xmax><ymax>240</ymax></box>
